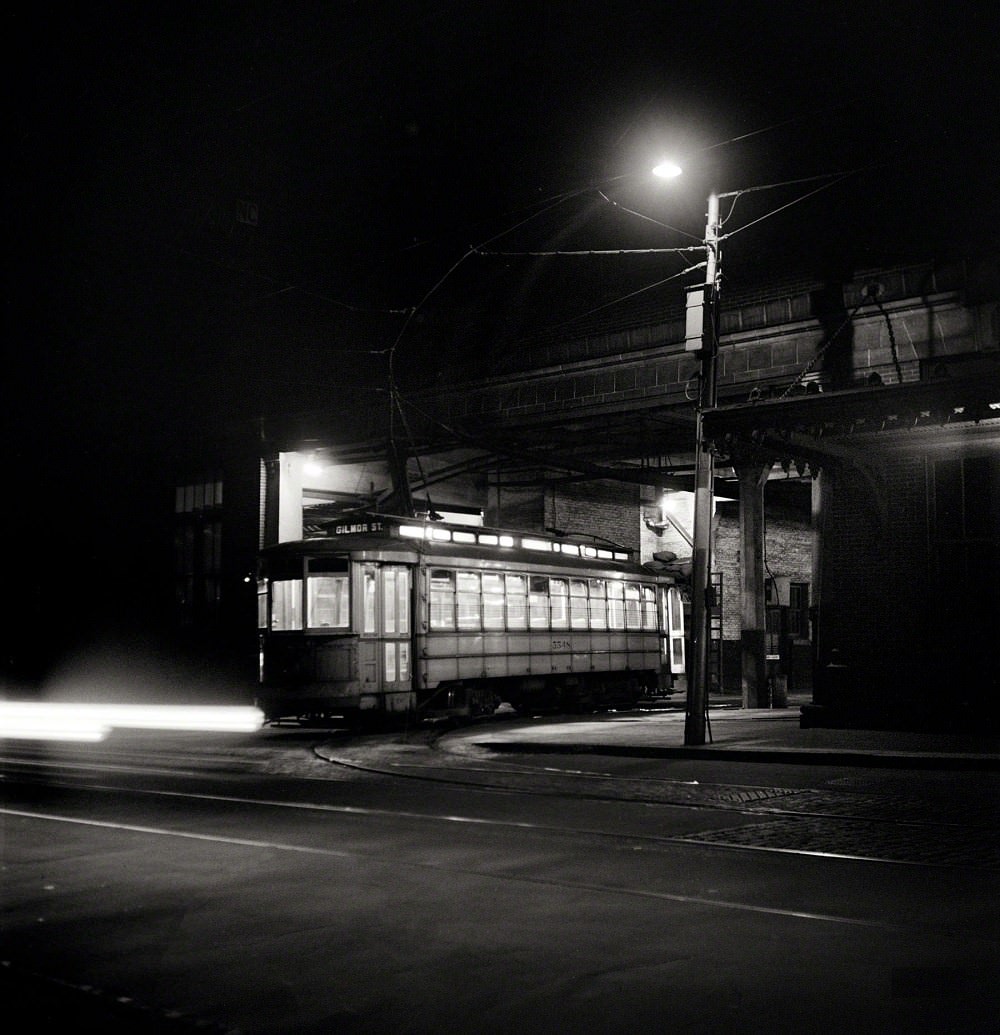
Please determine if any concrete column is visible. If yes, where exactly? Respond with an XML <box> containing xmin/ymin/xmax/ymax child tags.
<box><xmin>810</xmin><ymin>467</ymin><xmax>833</xmax><ymax>704</ymax></box>
<box><xmin>277</xmin><ymin>451</ymin><xmax>304</xmax><ymax>543</ymax></box>
<box><xmin>737</xmin><ymin>461</ymin><xmax>770</xmax><ymax>708</ymax></box>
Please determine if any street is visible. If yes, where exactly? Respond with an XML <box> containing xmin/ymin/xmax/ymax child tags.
<box><xmin>2</xmin><ymin>717</ymin><xmax>998</xmax><ymax>1034</ymax></box>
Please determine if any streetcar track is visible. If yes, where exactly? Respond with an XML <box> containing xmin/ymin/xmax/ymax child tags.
<box><xmin>4</xmin><ymin>741</ymin><xmax>996</xmax><ymax>873</ymax></box>
<box><xmin>3</xmin><ymin>769</ymin><xmax>996</xmax><ymax>872</ymax></box>
<box><xmin>4</xmin><ymin>745</ymin><xmax>993</xmax><ymax>834</ymax></box>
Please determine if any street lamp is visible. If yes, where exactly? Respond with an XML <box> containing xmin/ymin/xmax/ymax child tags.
<box><xmin>654</xmin><ymin>162</ymin><xmax>721</xmax><ymax>744</ymax></box>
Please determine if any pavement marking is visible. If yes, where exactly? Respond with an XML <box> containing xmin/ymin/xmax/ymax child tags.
<box><xmin>2</xmin><ymin>805</ymin><xmax>905</xmax><ymax>932</ymax></box>
<box><xmin>1</xmin><ymin>807</ymin><xmax>354</xmax><ymax>857</ymax></box>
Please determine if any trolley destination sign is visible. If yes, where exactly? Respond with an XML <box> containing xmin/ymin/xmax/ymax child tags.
<box><xmin>328</xmin><ymin>519</ymin><xmax>387</xmax><ymax>537</ymax></box>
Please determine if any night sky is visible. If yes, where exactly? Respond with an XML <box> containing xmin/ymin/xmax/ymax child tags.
<box><xmin>5</xmin><ymin>2</ymin><xmax>999</xmax><ymax>664</ymax></box>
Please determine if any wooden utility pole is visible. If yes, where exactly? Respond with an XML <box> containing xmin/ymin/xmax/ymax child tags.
<box><xmin>685</xmin><ymin>192</ymin><xmax>720</xmax><ymax>746</ymax></box>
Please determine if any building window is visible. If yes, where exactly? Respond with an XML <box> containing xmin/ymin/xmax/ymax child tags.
<box><xmin>788</xmin><ymin>582</ymin><xmax>809</xmax><ymax>638</ymax></box>
<box><xmin>173</xmin><ymin>478</ymin><xmax>223</xmax><ymax>630</ymax></box>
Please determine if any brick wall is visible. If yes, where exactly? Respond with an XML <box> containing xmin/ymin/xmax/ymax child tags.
<box><xmin>486</xmin><ymin>478</ymin><xmax>640</xmax><ymax>553</ymax></box>
<box><xmin>546</xmin><ymin>480</ymin><xmax>641</xmax><ymax>554</ymax></box>
<box><xmin>714</xmin><ymin>501</ymin><xmax>812</xmax><ymax>637</ymax></box>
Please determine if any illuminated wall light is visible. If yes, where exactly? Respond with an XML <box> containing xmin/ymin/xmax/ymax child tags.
<box><xmin>303</xmin><ymin>452</ymin><xmax>326</xmax><ymax>478</ymax></box>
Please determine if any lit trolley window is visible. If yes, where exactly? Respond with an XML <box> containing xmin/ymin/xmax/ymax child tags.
<box><xmin>363</xmin><ymin>567</ymin><xmax>377</xmax><ymax>633</ymax></box>
<box><xmin>624</xmin><ymin>583</ymin><xmax>642</xmax><ymax>629</ymax></box>
<box><xmin>641</xmin><ymin>584</ymin><xmax>658</xmax><ymax>630</ymax></box>
<box><xmin>570</xmin><ymin>580</ymin><xmax>589</xmax><ymax>629</ymax></box>
<box><xmin>429</xmin><ymin>570</ymin><xmax>456</xmax><ymax>629</ymax></box>
<box><xmin>529</xmin><ymin>576</ymin><xmax>550</xmax><ymax>628</ymax></box>
<box><xmin>608</xmin><ymin>581</ymin><xmax>626</xmax><ymax>630</ymax></box>
<box><xmin>506</xmin><ymin>574</ymin><xmax>528</xmax><ymax>629</ymax></box>
<box><xmin>483</xmin><ymin>573</ymin><xmax>506</xmax><ymax>629</ymax></box>
<box><xmin>384</xmin><ymin>642</ymin><xmax>410</xmax><ymax>682</ymax></box>
<box><xmin>307</xmin><ymin>576</ymin><xmax>349</xmax><ymax>629</ymax></box>
<box><xmin>478</xmin><ymin>533</ymin><xmax>515</xmax><ymax>547</ymax></box>
<box><xmin>549</xmin><ymin>578</ymin><xmax>569</xmax><ymax>629</ymax></box>
<box><xmin>382</xmin><ymin>567</ymin><xmax>409</xmax><ymax>634</ymax></box>
<box><xmin>588</xmin><ymin>579</ymin><xmax>607</xmax><ymax>629</ymax></box>
<box><xmin>456</xmin><ymin>571</ymin><xmax>482</xmax><ymax>630</ymax></box>
<box><xmin>271</xmin><ymin>580</ymin><xmax>303</xmax><ymax>630</ymax></box>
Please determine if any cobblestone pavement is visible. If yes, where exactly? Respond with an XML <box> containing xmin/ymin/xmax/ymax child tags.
<box><xmin>754</xmin><ymin>787</ymin><xmax>997</xmax><ymax>827</ymax></box>
<box><xmin>673</xmin><ymin>814</ymin><xmax>1000</xmax><ymax>869</ymax></box>
<box><xmin>316</xmin><ymin>735</ymin><xmax>1000</xmax><ymax>869</ymax></box>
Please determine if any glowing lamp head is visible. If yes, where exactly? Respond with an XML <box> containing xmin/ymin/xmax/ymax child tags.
<box><xmin>652</xmin><ymin>160</ymin><xmax>683</xmax><ymax>180</ymax></box>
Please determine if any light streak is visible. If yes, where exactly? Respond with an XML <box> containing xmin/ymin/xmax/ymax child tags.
<box><xmin>0</xmin><ymin>702</ymin><xmax>264</xmax><ymax>742</ymax></box>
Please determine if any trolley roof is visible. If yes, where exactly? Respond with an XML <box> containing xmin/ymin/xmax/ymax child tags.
<box><xmin>261</xmin><ymin>514</ymin><xmax>672</xmax><ymax>581</ymax></box>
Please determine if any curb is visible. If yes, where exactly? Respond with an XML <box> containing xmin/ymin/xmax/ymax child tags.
<box><xmin>471</xmin><ymin>740</ymin><xmax>1000</xmax><ymax>771</ymax></box>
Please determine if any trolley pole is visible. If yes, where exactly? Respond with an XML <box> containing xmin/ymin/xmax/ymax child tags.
<box><xmin>685</xmin><ymin>192</ymin><xmax>720</xmax><ymax>746</ymax></box>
